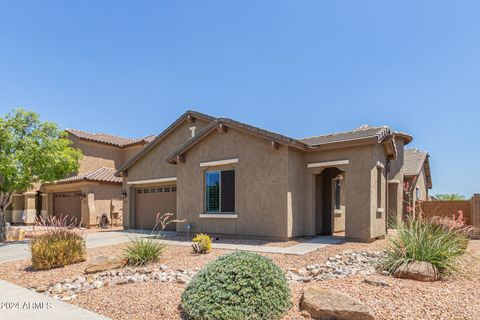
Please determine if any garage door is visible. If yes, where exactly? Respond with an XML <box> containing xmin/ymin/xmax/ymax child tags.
<box><xmin>135</xmin><ymin>185</ymin><xmax>177</xmax><ymax>231</ymax></box>
<box><xmin>53</xmin><ymin>192</ymin><xmax>82</xmax><ymax>226</ymax></box>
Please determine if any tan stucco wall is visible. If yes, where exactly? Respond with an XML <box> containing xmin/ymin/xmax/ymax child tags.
<box><xmin>122</xmin><ymin>118</ymin><xmax>210</xmax><ymax>227</ymax></box>
<box><xmin>302</xmin><ymin>144</ymin><xmax>387</xmax><ymax>241</ymax></box>
<box><xmin>175</xmin><ymin>129</ymin><xmax>289</xmax><ymax>238</ymax></box>
<box><xmin>42</xmin><ymin>182</ymin><xmax>122</xmax><ymax>227</ymax></box>
<box><xmin>69</xmin><ymin>137</ymin><xmax>125</xmax><ymax>172</ymax></box>
<box><xmin>287</xmin><ymin>148</ymin><xmax>306</xmax><ymax>237</ymax></box>
<box><xmin>387</xmin><ymin>138</ymin><xmax>405</xmax><ymax>225</ymax></box>
<box><xmin>414</xmin><ymin>167</ymin><xmax>429</xmax><ymax>201</ymax></box>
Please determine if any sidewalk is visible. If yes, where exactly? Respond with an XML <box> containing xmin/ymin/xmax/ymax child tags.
<box><xmin>0</xmin><ymin>280</ymin><xmax>109</xmax><ymax>320</ymax></box>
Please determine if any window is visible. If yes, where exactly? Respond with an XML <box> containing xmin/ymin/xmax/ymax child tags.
<box><xmin>377</xmin><ymin>167</ymin><xmax>382</xmax><ymax>209</ymax></box>
<box><xmin>156</xmin><ymin>188</ymin><xmax>163</xmax><ymax>193</ymax></box>
<box><xmin>415</xmin><ymin>186</ymin><xmax>420</xmax><ymax>200</ymax></box>
<box><xmin>164</xmin><ymin>187</ymin><xmax>170</xmax><ymax>192</ymax></box>
<box><xmin>137</xmin><ymin>189</ymin><xmax>143</xmax><ymax>194</ymax></box>
<box><xmin>205</xmin><ymin>170</ymin><xmax>235</xmax><ymax>213</ymax></box>
<box><xmin>334</xmin><ymin>179</ymin><xmax>341</xmax><ymax>210</ymax></box>
<box><xmin>172</xmin><ymin>186</ymin><xmax>177</xmax><ymax>192</ymax></box>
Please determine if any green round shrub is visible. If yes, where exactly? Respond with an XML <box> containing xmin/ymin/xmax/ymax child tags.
<box><xmin>181</xmin><ymin>251</ymin><xmax>291</xmax><ymax>320</ymax></box>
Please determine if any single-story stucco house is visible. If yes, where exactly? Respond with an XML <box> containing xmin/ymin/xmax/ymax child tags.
<box><xmin>402</xmin><ymin>148</ymin><xmax>432</xmax><ymax>217</ymax></box>
<box><xmin>116</xmin><ymin>110</ymin><xmax>425</xmax><ymax>242</ymax></box>
<box><xmin>5</xmin><ymin>129</ymin><xmax>154</xmax><ymax>227</ymax></box>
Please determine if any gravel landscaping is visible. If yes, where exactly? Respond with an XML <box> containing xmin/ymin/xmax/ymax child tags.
<box><xmin>0</xmin><ymin>239</ymin><xmax>479</xmax><ymax>319</ymax></box>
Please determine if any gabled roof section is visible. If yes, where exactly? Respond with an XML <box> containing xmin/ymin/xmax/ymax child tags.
<box><xmin>166</xmin><ymin>118</ymin><xmax>307</xmax><ymax>164</ymax></box>
<box><xmin>300</xmin><ymin>125</ymin><xmax>391</xmax><ymax>147</ymax></box>
<box><xmin>404</xmin><ymin>149</ymin><xmax>432</xmax><ymax>188</ymax></box>
<box><xmin>46</xmin><ymin>167</ymin><xmax>122</xmax><ymax>185</ymax></box>
<box><xmin>115</xmin><ymin>110</ymin><xmax>216</xmax><ymax>175</ymax></box>
<box><xmin>66</xmin><ymin>129</ymin><xmax>154</xmax><ymax>148</ymax></box>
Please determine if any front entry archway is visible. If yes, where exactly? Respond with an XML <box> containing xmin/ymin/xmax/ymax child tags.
<box><xmin>315</xmin><ymin>167</ymin><xmax>345</xmax><ymax>235</ymax></box>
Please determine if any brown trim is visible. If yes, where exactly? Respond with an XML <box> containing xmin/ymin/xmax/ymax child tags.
<box><xmin>304</xmin><ymin>136</ymin><xmax>379</xmax><ymax>151</ymax></box>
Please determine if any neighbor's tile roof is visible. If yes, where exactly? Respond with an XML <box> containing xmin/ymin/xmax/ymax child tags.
<box><xmin>66</xmin><ymin>129</ymin><xmax>155</xmax><ymax>148</ymax></box>
<box><xmin>53</xmin><ymin>167</ymin><xmax>122</xmax><ymax>184</ymax></box>
<box><xmin>404</xmin><ymin>149</ymin><xmax>428</xmax><ymax>176</ymax></box>
<box><xmin>299</xmin><ymin>125</ymin><xmax>391</xmax><ymax>146</ymax></box>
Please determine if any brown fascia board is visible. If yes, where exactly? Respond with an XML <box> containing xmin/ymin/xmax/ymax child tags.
<box><xmin>115</xmin><ymin>110</ymin><xmax>217</xmax><ymax>176</ymax></box>
<box><xmin>304</xmin><ymin>136</ymin><xmax>381</xmax><ymax>152</ymax></box>
<box><xmin>394</xmin><ymin>131</ymin><xmax>413</xmax><ymax>145</ymax></box>
<box><xmin>424</xmin><ymin>154</ymin><xmax>433</xmax><ymax>189</ymax></box>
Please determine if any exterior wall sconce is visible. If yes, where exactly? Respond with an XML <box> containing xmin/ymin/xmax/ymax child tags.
<box><xmin>121</xmin><ymin>191</ymin><xmax>127</xmax><ymax>198</ymax></box>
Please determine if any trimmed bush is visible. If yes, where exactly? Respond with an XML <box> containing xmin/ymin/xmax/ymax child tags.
<box><xmin>378</xmin><ymin>216</ymin><xmax>469</xmax><ymax>276</ymax></box>
<box><xmin>30</xmin><ymin>229</ymin><xmax>86</xmax><ymax>270</ymax></box>
<box><xmin>192</xmin><ymin>233</ymin><xmax>211</xmax><ymax>254</ymax></box>
<box><xmin>181</xmin><ymin>251</ymin><xmax>291</xmax><ymax>320</ymax></box>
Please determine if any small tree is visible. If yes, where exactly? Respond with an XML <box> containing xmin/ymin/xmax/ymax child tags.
<box><xmin>0</xmin><ymin>109</ymin><xmax>82</xmax><ymax>242</ymax></box>
<box><xmin>434</xmin><ymin>193</ymin><xmax>466</xmax><ymax>201</ymax></box>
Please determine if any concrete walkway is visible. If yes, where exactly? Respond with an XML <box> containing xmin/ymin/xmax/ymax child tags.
<box><xmin>0</xmin><ymin>230</ymin><xmax>341</xmax><ymax>264</ymax></box>
<box><xmin>162</xmin><ymin>235</ymin><xmax>342</xmax><ymax>255</ymax></box>
<box><xmin>0</xmin><ymin>280</ymin><xmax>109</xmax><ymax>319</ymax></box>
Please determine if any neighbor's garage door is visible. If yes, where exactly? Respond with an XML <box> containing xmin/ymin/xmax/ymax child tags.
<box><xmin>135</xmin><ymin>185</ymin><xmax>177</xmax><ymax>231</ymax></box>
<box><xmin>53</xmin><ymin>192</ymin><xmax>82</xmax><ymax>226</ymax></box>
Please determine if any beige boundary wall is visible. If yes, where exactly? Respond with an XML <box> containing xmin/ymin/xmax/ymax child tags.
<box><xmin>418</xmin><ymin>194</ymin><xmax>480</xmax><ymax>237</ymax></box>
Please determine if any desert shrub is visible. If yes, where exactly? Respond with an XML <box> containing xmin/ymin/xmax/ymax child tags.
<box><xmin>30</xmin><ymin>216</ymin><xmax>86</xmax><ymax>270</ymax></box>
<box><xmin>181</xmin><ymin>251</ymin><xmax>291</xmax><ymax>320</ymax></box>
<box><xmin>123</xmin><ymin>237</ymin><xmax>165</xmax><ymax>266</ymax></box>
<box><xmin>192</xmin><ymin>233</ymin><xmax>211</xmax><ymax>254</ymax></box>
<box><xmin>378</xmin><ymin>216</ymin><xmax>469</xmax><ymax>275</ymax></box>
<box><xmin>124</xmin><ymin>212</ymin><xmax>183</xmax><ymax>266</ymax></box>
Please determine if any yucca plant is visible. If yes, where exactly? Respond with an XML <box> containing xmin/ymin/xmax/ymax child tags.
<box><xmin>30</xmin><ymin>215</ymin><xmax>86</xmax><ymax>270</ymax></box>
<box><xmin>378</xmin><ymin>216</ymin><xmax>470</xmax><ymax>276</ymax></box>
<box><xmin>123</xmin><ymin>213</ymin><xmax>184</xmax><ymax>266</ymax></box>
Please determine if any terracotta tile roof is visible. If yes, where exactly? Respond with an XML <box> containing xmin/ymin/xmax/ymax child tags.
<box><xmin>299</xmin><ymin>125</ymin><xmax>391</xmax><ymax>146</ymax></box>
<box><xmin>53</xmin><ymin>167</ymin><xmax>122</xmax><ymax>184</ymax></box>
<box><xmin>66</xmin><ymin>129</ymin><xmax>155</xmax><ymax>148</ymax></box>
<box><xmin>404</xmin><ymin>149</ymin><xmax>428</xmax><ymax>176</ymax></box>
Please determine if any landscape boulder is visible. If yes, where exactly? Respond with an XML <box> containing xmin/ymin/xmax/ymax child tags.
<box><xmin>393</xmin><ymin>261</ymin><xmax>439</xmax><ymax>282</ymax></box>
<box><xmin>84</xmin><ymin>256</ymin><xmax>127</xmax><ymax>274</ymax></box>
<box><xmin>300</xmin><ymin>287</ymin><xmax>375</xmax><ymax>320</ymax></box>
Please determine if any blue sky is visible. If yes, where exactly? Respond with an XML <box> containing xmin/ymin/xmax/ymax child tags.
<box><xmin>0</xmin><ymin>1</ymin><xmax>478</xmax><ymax>196</ymax></box>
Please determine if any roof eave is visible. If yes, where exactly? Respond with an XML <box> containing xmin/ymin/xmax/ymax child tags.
<box><xmin>116</xmin><ymin>110</ymin><xmax>216</xmax><ymax>174</ymax></box>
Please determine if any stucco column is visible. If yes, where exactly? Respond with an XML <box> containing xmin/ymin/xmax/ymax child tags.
<box><xmin>23</xmin><ymin>192</ymin><xmax>37</xmax><ymax>224</ymax></box>
<box><xmin>472</xmin><ymin>194</ymin><xmax>480</xmax><ymax>238</ymax></box>
<box><xmin>81</xmin><ymin>191</ymin><xmax>95</xmax><ymax>227</ymax></box>
<box><xmin>40</xmin><ymin>193</ymin><xmax>48</xmax><ymax>220</ymax></box>
<box><xmin>11</xmin><ymin>194</ymin><xmax>25</xmax><ymax>223</ymax></box>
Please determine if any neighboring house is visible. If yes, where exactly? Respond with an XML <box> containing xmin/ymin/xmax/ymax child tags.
<box><xmin>116</xmin><ymin>110</ymin><xmax>417</xmax><ymax>242</ymax></box>
<box><xmin>6</xmin><ymin>129</ymin><xmax>154</xmax><ymax>227</ymax></box>
<box><xmin>403</xmin><ymin>148</ymin><xmax>433</xmax><ymax>217</ymax></box>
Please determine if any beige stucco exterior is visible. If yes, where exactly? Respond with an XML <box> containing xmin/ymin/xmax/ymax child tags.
<box><xmin>122</xmin><ymin>118</ymin><xmax>210</xmax><ymax>228</ymax></box>
<box><xmin>118</xmin><ymin>113</ymin><xmax>419</xmax><ymax>242</ymax></box>
<box><xmin>6</xmin><ymin>130</ymin><xmax>148</xmax><ymax>227</ymax></box>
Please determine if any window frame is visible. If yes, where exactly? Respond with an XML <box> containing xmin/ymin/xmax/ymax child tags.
<box><xmin>205</xmin><ymin>171</ymin><xmax>221</xmax><ymax>213</ymax></box>
<box><xmin>204</xmin><ymin>170</ymin><xmax>235</xmax><ymax>214</ymax></box>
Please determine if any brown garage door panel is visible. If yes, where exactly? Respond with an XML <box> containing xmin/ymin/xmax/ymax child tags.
<box><xmin>53</xmin><ymin>192</ymin><xmax>82</xmax><ymax>226</ymax></box>
<box><xmin>135</xmin><ymin>186</ymin><xmax>177</xmax><ymax>231</ymax></box>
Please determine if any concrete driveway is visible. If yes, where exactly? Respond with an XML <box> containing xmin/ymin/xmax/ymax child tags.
<box><xmin>0</xmin><ymin>230</ymin><xmax>141</xmax><ymax>264</ymax></box>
